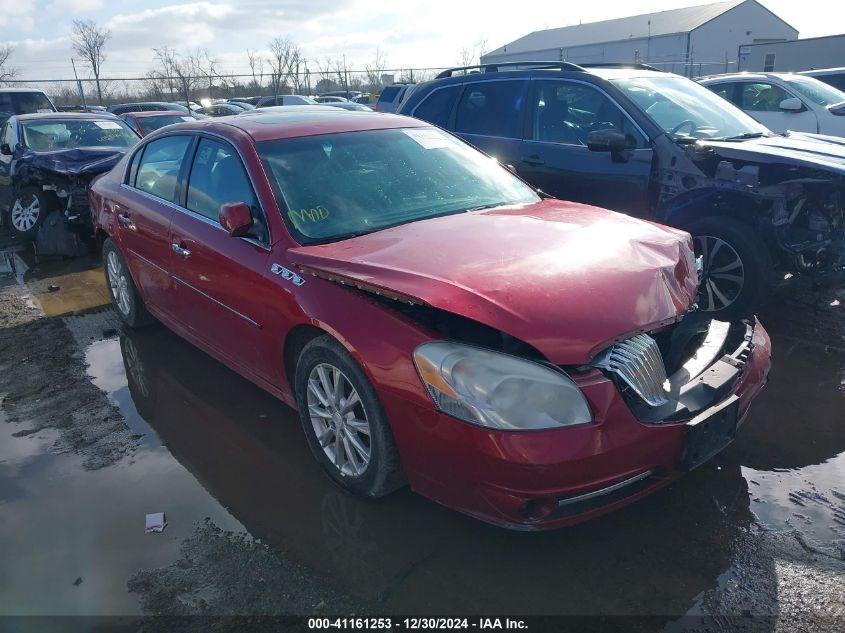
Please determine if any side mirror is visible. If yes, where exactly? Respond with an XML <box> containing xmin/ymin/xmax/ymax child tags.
<box><xmin>586</xmin><ymin>129</ymin><xmax>627</xmax><ymax>153</ymax></box>
<box><xmin>779</xmin><ymin>97</ymin><xmax>804</xmax><ymax>112</ymax></box>
<box><xmin>219</xmin><ymin>202</ymin><xmax>253</xmax><ymax>237</ymax></box>
<box><xmin>0</xmin><ymin>143</ymin><xmax>12</xmax><ymax>156</ymax></box>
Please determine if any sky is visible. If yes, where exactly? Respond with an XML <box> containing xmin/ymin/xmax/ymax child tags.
<box><xmin>0</xmin><ymin>0</ymin><xmax>841</xmax><ymax>82</ymax></box>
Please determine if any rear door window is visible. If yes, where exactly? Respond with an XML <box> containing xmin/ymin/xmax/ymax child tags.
<box><xmin>454</xmin><ymin>80</ymin><xmax>526</xmax><ymax>139</ymax></box>
<box><xmin>413</xmin><ymin>86</ymin><xmax>460</xmax><ymax>128</ymax></box>
<box><xmin>707</xmin><ymin>82</ymin><xmax>737</xmax><ymax>105</ymax></box>
<box><xmin>134</xmin><ymin>135</ymin><xmax>192</xmax><ymax>203</ymax></box>
<box><xmin>186</xmin><ymin>138</ymin><xmax>260</xmax><ymax>223</ymax></box>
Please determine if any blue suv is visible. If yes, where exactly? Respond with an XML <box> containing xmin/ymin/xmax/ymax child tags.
<box><xmin>398</xmin><ymin>62</ymin><xmax>845</xmax><ymax>318</ymax></box>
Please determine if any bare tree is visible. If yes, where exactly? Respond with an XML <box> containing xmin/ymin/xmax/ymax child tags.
<box><xmin>457</xmin><ymin>36</ymin><xmax>489</xmax><ymax>67</ymax></box>
<box><xmin>364</xmin><ymin>48</ymin><xmax>388</xmax><ymax>92</ymax></box>
<box><xmin>195</xmin><ymin>48</ymin><xmax>219</xmax><ymax>100</ymax></box>
<box><xmin>0</xmin><ymin>44</ymin><xmax>19</xmax><ymax>84</ymax></box>
<box><xmin>152</xmin><ymin>46</ymin><xmax>178</xmax><ymax>99</ymax></box>
<box><xmin>268</xmin><ymin>36</ymin><xmax>295</xmax><ymax>97</ymax></box>
<box><xmin>246</xmin><ymin>49</ymin><xmax>265</xmax><ymax>92</ymax></box>
<box><xmin>71</xmin><ymin>19</ymin><xmax>111</xmax><ymax>105</ymax></box>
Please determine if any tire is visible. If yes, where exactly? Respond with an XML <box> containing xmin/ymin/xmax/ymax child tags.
<box><xmin>7</xmin><ymin>186</ymin><xmax>50</xmax><ymax>239</ymax></box>
<box><xmin>295</xmin><ymin>335</ymin><xmax>405</xmax><ymax>498</ymax></box>
<box><xmin>102</xmin><ymin>238</ymin><xmax>155</xmax><ymax>328</ymax></box>
<box><xmin>684</xmin><ymin>217</ymin><xmax>773</xmax><ymax>319</ymax></box>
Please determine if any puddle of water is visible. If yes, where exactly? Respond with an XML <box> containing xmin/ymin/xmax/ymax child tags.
<box><xmin>3</xmin><ymin>296</ymin><xmax>844</xmax><ymax>618</ymax></box>
<box><xmin>0</xmin><ymin>337</ymin><xmax>246</xmax><ymax>616</ymax></box>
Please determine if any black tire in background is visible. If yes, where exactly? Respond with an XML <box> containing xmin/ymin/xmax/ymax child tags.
<box><xmin>7</xmin><ymin>186</ymin><xmax>50</xmax><ymax>239</ymax></box>
<box><xmin>295</xmin><ymin>335</ymin><xmax>405</xmax><ymax>498</ymax></box>
<box><xmin>102</xmin><ymin>238</ymin><xmax>155</xmax><ymax>328</ymax></box>
<box><xmin>684</xmin><ymin>216</ymin><xmax>773</xmax><ymax>319</ymax></box>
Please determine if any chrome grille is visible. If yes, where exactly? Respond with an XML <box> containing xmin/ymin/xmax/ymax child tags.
<box><xmin>593</xmin><ymin>333</ymin><xmax>669</xmax><ymax>407</ymax></box>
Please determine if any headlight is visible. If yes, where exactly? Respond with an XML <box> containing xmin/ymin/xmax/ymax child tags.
<box><xmin>413</xmin><ymin>341</ymin><xmax>592</xmax><ymax>431</ymax></box>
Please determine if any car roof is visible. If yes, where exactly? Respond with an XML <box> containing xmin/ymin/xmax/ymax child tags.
<box><xmin>699</xmin><ymin>72</ymin><xmax>808</xmax><ymax>82</ymax></box>
<box><xmin>800</xmin><ymin>67</ymin><xmax>845</xmax><ymax>75</ymax></box>
<box><xmin>13</xmin><ymin>112</ymin><xmax>120</xmax><ymax>122</ymax></box>
<box><xmin>154</xmin><ymin>108</ymin><xmax>428</xmax><ymax>143</ymax></box>
<box><xmin>126</xmin><ymin>110</ymin><xmax>188</xmax><ymax>118</ymax></box>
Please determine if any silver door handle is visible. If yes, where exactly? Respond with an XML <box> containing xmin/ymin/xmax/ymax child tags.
<box><xmin>171</xmin><ymin>243</ymin><xmax>191</xmax><ymax>256</ymax></box>
<box><xmin>117</xmin><ymin>213</ymin><xmax>132</xmax><ymax>226</ymax></box>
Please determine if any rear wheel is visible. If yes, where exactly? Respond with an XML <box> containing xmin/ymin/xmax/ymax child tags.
<box><xmin>685</xmin><ymin>217</ymin><xmax>772</xmax><ymax>319</ymax></box>
<box><xmin>295</xmin><ymin>335</ymin><xmax>404</xmax><ymax>498</ymax></box>
<box><xmin>102</xmin><ymin>238</ymin><xmax>155</xmax><ymax>328</ymax></box>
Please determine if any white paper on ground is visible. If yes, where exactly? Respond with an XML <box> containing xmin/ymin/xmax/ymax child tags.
<box><xmin>145</xmin><ymin>512</ymin><xmax>167</xmax><ymax>533</ymax></box>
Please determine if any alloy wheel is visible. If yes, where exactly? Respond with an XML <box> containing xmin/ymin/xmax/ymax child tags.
<box><xmin>106</xmin><ymin>250</ymin><xmax>132</xmax><ymax>317</ymax></box>
<box><xmin>694</xmin><ymin>235</ymin><xmax>745</xmax><ymax>312</ymax></box>
<box><xmin>306</xmin><ymin>363</ymin><xmax>372</xmax><ymax>477</ymax></box>
<box><xmin>10</xmin><ymin>194</ymin><xmax>40</xmax><ymax>232</ymax></box>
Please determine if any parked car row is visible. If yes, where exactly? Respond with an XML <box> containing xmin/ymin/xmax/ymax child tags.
<box><xmin>4</xmin><ymin>63</ymin><xmax>844</xmax><ymax>530</ymax></box>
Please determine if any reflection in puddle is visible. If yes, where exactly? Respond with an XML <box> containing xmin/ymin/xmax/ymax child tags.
<box><xmin>86</xmin><ymin>338</ymin><xmax>160</xmax><ymax>446</ymax></box>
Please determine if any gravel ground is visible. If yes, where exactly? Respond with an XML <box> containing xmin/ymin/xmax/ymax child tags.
<box><xmin>0</xmin><ymin>275</ymin><xmax>141</xmax><ymax>470</ymax></box>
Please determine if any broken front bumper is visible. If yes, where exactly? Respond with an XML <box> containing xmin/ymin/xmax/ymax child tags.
<box><xmin>383</xmin><ymin>319</ymin><xmax>771</xmax><ymax>530</ymax></box>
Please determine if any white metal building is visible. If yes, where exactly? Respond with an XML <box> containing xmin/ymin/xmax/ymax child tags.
<box><xmin>738</xmin><ymin>34</ymin><xmax>845</xmax><ymax>72</ymax></box>
<box><xmin>481</xmin><ymin>0</ymin><xmax>798</xmax><ymax>77</ymax></box>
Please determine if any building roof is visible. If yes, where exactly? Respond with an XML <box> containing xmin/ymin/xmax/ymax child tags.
<box><xmin>486</xmin><ymin>0</ymin><xmax>745</xmax><ymax>57</ymax></box>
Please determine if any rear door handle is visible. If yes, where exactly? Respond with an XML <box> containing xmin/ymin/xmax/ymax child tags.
<box><xmin>521</xmin><ymin>155</ymin><xmax>545</xmax><ymax>166</ymax></box>
<box><xmin>171</xmin><ymin>242</ymin><xmax>191</xmax><ymax>257</ymax></box>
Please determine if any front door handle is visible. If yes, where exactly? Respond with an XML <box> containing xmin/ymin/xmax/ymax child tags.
<box><xmin>521</xmin><ymin>155</ymin><xmax>545</xmax><ymax>166</ymax></box>
<box><xmin>116</xmin><ymin>212</ymin><xmax>132</xmax><ymax>226</ymax></box>
<box><xmin>171</xmin><ymin>242</ymin><xmax>191</xmax><ymax>257</ymax></box>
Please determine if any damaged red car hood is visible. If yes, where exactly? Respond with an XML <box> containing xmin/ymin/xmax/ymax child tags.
<box><xmin>289</xmin><ymin>199</ymin><xmax>699</xmax><ymax>364</ymax></box>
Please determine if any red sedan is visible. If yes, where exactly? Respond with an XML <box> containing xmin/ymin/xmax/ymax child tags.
<box><xmin>89</xmin><ymin>109</ymin><xmax>771</xmax><ymax>529</ymax></box>
<box><xmin>119</xmin><ymin>110</ymin><xmax>194</xmax><ymax>137</ymax></box>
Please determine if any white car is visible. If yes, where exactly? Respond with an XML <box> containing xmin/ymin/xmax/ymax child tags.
<box><xmin>699</xmin><ymin>72</ymin><xmax>845</xmax><ymax>137</ymax></box>
<box><xmin>800</xmin><ymin>67</ymin><xmax>845</xmax><ymax>92</ymax></box>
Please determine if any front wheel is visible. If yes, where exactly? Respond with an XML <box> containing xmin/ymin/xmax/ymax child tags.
<box><xmin>295</xmin><ymin>335</ymin><xmax>404</xmax><ymax>498</ymax></box>
<box><xmin>8</xmin><ymin>186</ymin><xmax>49</xmax><ymax>239</ymax></box>
<box><xmin>685</xmin><ymin>217</ymin><xmax>773</xmax><ymax>319</ymax></box>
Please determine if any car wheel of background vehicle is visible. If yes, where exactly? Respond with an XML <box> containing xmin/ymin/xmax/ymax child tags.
<box><xmin>8</xmin><ymin>186</ymin><xmax>49</xmax><ymax>239</ymax></box>
<box><xmin>295</xmin><ymin>335</ymin><xmax>405</xmax><ymax>498</ymax></box>
<box><xmin>685</xmin><ymin>217</ymin><xmax>772</xmax><ymax>319</ymax></box>
<box><xmin>102</xmin><ymin>238</ymin><xmax>155</xmax><ymax>328</ymax></box>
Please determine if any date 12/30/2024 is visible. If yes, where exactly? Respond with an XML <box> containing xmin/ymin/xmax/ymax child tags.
<box><xmin>308</xmin><ymin>618</ymin><xmax>528</xmax><ymax>630</ymax></box>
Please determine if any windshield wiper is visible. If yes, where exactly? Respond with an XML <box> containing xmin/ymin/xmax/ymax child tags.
<box><xmin>463</xmin><ymin>203</ymin><xmax>506</xmax><ymax>212</ymax></box>
<box><xmin>714</xmin><ymin>132</ymin><xmax>767</xmax><ymax>141</ymax></box>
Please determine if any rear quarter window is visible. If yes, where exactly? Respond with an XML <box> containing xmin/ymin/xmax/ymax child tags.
<box><xmin>378</xmin><ymin>86</ymin><xmax>401</xmax><ymax>103</ymax></box>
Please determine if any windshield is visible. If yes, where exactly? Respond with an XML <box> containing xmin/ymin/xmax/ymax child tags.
<box><xmin>783</xmin><ymin>75</ymin><xmax>845</xmax><ymax>106</ymax></box>
<box><xmin>611</xmin><ymin>75</ymin><xmax>771</xmax><ymax>140</ymax></box>
<box><xmin>258</xmin><ymin>127</ymin><xmax>539</xmax><ymax>244</ymax></box>
<box><xmin>21</xmin><ymin>119</ymin><xmax>139</xmax><ymax>151</ymax></box>
<box><xmin>137</xmin><ymin>114</ymin><xmax>191</xmax><ymax>134</ymax></box>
